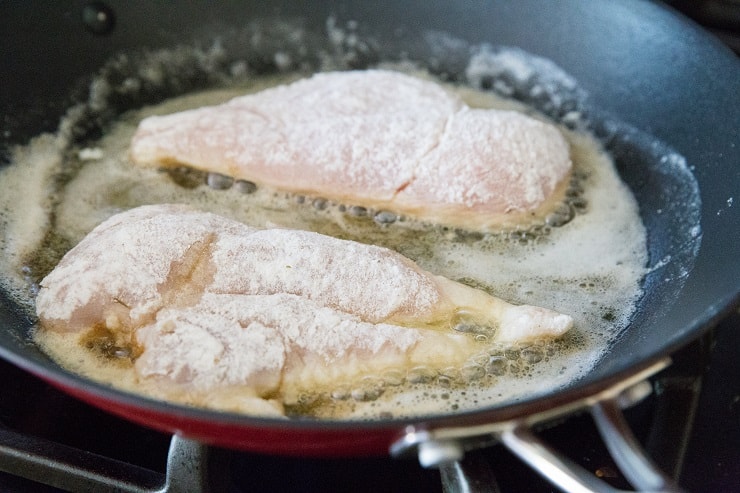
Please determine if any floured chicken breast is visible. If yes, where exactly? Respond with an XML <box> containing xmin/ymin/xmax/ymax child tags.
<box><xmin>36</xmin><ymin>204</ymin><xmax>572</xmax><ymax>415</ymax></box>
<box><xmin>130</xmin><ymin>70</ymin><xmax>572</xmax><ymax>230</ymax></box>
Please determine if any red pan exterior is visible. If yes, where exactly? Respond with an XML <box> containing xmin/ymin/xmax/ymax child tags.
<box><xmin>49</xmin><ymin>379</ymin><xmax>401</xmax><ymax>456</ymax></box>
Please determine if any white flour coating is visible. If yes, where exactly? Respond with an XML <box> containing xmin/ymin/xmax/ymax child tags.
<box><xmin>131</xmin><ymin>71</ymin><xmax>452</xmax><ymax>199</ymax></box>
<box><xmin>36</xmin><ymin>204</ymin><xmax>448</xmax><ymax>331</ymax></box>
<box><xmin>134</xmin><ymin>291</ymin><xmax>476</xmax><ymax>411</ymax></box>
<box><xmin>401</xmin><ymin>109</ymin><xmax>569</xmax><ymax>210</ymax></box>
<box><xmin>130</xmin><ymin>70</ymin><xmax>572</xmax><ymax>229</ymax></box>
<box><xmin>134</xmin><ymin>292</ymin><xmax>433</xmax><ymax>411</ymax></box>
<box><xmin>129</xmin><ymin>70</ymin><xmax>461</xmax><ymax>187</ymax></box>
<box><xmin>207</xmin><ymin>225</ymin><xmax>443</xmax><ymax>324</ymax></box>
<box><xmin>36</xmin><ymin>204</ymin><xmax>572</xmax><ymax>415</ymax></box>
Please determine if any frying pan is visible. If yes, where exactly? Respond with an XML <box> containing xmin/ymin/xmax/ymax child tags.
<box><xmin>0</xmin><ymin>1</ymin><xmax>738</xmax><ymax>491</ymax></box>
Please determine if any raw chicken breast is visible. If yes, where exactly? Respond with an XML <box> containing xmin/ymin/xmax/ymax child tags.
<box><xmin>36</xmin><ymin>204</ymin><xmax>572</xmax><ymax>415</ymax></box>
<box><xmin>130</xmin><ymin>70</ymin><xmax>572</xmax><ymax>230</ymax></box>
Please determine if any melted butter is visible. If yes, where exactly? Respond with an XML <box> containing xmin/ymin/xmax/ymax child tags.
<box><xmin>0</xmin><ymin>70</ymin><xmax>647</xmax><ymax>420</ymax></box>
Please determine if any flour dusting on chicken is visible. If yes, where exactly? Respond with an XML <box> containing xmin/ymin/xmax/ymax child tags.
<box><xmin>130</xmin><ymin>70</ymin><xmax>572</xmax><ymax>230</ymax></box>
<box><xmin>36</xmin><ymin>204</ymin><xmax>572</xmax><ymax>416</ymax></box>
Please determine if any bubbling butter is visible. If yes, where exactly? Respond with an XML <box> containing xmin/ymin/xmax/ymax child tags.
<box><xmin>0</xmin><ymin>69</ymin><xmax>647</xmax><ymax>420</ymax></box>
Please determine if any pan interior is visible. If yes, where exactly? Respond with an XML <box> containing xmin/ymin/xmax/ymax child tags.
<box><xmin>0</xmin><ymin>19</ymin><xmax>700</xmax><ymax>421</ymax></box>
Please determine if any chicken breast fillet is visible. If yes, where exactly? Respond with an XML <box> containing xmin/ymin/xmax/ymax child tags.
<box><xmin>36</xmin><ymin>204</ymin><xmax>572</xmax><ymax>415</ymax></box>
<box><xmin>130</xmin><ymin>70</ymin><xmax>572</xmax><ymax>230</ymax></box>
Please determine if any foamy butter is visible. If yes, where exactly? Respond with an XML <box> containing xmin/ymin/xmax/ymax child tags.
<box><xmin>0</xmin><ymin>71</ymin><xmax>647</xmax><ymax>420</ymax></box>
